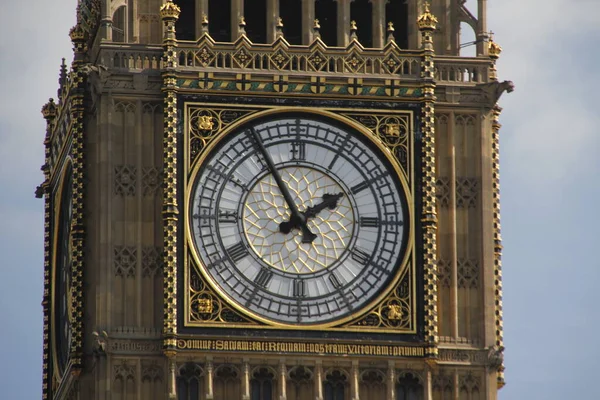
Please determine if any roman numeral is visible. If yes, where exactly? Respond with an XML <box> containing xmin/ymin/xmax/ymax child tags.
<box><xmin>351</xmin><ymin>248</ymin><xmax>371</xmax><ymax>266</ymax></box>
<box><xmin>218</xmin><ymin>208</ymin><xmax>239</xmax><ymax>223</ymax></box>
<box><xmin>293</xmin><ymin>279</ymin><xmax>306</xmax><ymax>297</ymax></box>
<box><xmin>226</xmin><ymin>242</ymin><xmax>249</xmax><ymax>263</ymax></box>
<box><xmin>359</xmin><ymin>217</ymin><xmax>380</xmax><ymax>228</ymax></box>
<box><xmin>329</xmin><ymin>273</ymin><xmax>343</xmax><ymax>289</ymax></box>
<box><xmin>254</xmin><ymin>267</ymin><xmax>273</xmax><ymax>288</ymax></box>
<box><xmin>350</xmin><ymin>181</ymin><xmax>370</xmax><ymax>194</ymax></box>
<box><xmin>290</xmin><ymin>141</ymin><xmax>306</xmax><ymax>160</ymax></box>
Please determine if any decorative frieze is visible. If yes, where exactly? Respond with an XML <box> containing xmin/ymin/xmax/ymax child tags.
<box><xmin>114</xmin><ymin>165</ymin><xmax>137</xmax><ymax>196</ymax></box>
<box><xmin>436</xmin><ymin>177</ymin><xmax>479</xmax><ymax>208</ymax></box>
<box><xmin>114</xmin><ymin>246</ymin><xmax>137</xmax><ymax>278</ymax></box>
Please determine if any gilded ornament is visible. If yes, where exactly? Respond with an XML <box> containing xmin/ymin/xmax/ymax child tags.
<box><xmin>387</xmin><ymin>304</ymin><xmax>402</xmax><ymax>320</ymax></box>
<box><xmin>417</xmin><ymin>2</ymin><xmax>438</xmax><ymax>31</ymax></box>
<box><xmin>197</xmin><ymin>299</ymin><xmax>213</xmax><ymax>314</ymax></box>
<box><xmin>197</xmin><ymin>115</ymin><xmax>214</xmax><ymax>131</ymax></box>
<box><xmin>385</xmin><ymin>124</ymin><xmax>401</xmax><ymax>137</ymax></box>
<box><xmin>488</xmin><ymin>33</ymin><xmax>503</xmax><ymax>59</ymax></box>
<box><xmin>159</xmin><ymin>0</ymin><xmax>181</xmax><ymax>20</ymax></box>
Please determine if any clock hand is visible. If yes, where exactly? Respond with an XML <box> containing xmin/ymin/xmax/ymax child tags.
<box><xmin>248</xmin><ymin>128</ymin><xmax>317</xmax><ymax>244</ymax></box>
<box><xmin>303</xmin><ymin>192</ymin><xmax>344</xmax><ymax>219</ymax></box>
<box><xmin>279</xmin><ymin>192</ymin><xmax>344</xmax><ymax>234</ymax></box>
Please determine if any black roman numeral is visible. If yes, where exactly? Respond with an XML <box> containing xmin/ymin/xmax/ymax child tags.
<box><xmin>226</xmin><ymin>242</ymin><xmax>249</xmax><ymax>263</ymax></box>
<box><xmin>218</xmin><ymin>208</ymin><xmax>239</xmax><ymax>223</ymax></box>
<box><xmin>329</xmin><ymin>273</ymin><xmax>343</xmax><ymax>289</ymax></box>
<box><xmin>293</xmin><ymin>279</ymin><xmax>306</xmax><ymax>297</ymax></box>
<box><xmin>351</xmin><ymin>248</ymin><xmax>371</xmax><ymax>266</ymax></box>
<box><xmin>254</xmin><ymin>267</ymin><xmax>274</xmax><ymax>288</ymax></box>
<box><xmin>290</xmin><ymin>141</ymin><xmax>306</xmax><ymax>160</ymax></box>
<box><xmin>350</xmin><ymin>181</ymin><xmax>370</xmax><ymax>194</ymax></box>
<box><xmin>359</xmin><ymin>217</ymin><xmax>380</xmax><ymax>227</ymax></box>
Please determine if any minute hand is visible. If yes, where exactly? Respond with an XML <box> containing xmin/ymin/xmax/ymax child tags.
<box><xmin>249</xmin><ymin>128</ymin><xmax>317</xmax><ymax>243</ymax></box>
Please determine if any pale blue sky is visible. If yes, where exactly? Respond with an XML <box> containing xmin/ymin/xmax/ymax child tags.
<box><xmin>1</xmin><ymin>0</ymin><xmax>599</xmax><ymax>398</ymax></box>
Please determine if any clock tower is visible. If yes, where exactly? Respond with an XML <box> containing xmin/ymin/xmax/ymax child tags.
<box><xmin>39</xmin><ymin>0</ymin><xmax>512</xmax><ymax>399</ymax></box>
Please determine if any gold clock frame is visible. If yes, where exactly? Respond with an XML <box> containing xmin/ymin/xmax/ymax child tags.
<box><xmin>50</xmin><ymin>158</ymin><xmax>74</xmax><ymax>381</ymax></box>
<box><xmin>182</xmin><ymin>103</ymin><xmax>418</xmax><ymax>333</ymax></box>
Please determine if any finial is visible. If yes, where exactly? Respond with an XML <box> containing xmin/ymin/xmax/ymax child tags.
<box><xmin>386</xmin><ymin>21</ymin><xmax>395</xmax><ymax>43</ymax></box>
<box><xmin>488</xmin><ymin>31</ymin><xmax>502</xmax><ymax>59</ymax></box>
<box><xmin>417</xmin><ymin>2</ymin><xmax>438</xmax><ymax>31</ymax></box>
<box><xmin>201</xmin><ymin>13</ymin><xmax>209</xmax><ymax>34</ymax></box>
<box><xmin>313</xmin><ymin>19</ymin><xmax>321</xmax><ymax>38</ymax></box>
<box><xmin>160</xmin><ymin>0</ymin><xmax>181</xmax><ymax>20</ymax></box>
<box><xmin>276</xmin><ymin>17</ymin><xmax>284</xmax><ymax>38</ymax></box>
<box><xmin>239</xmin><ymin>16</ymin><xmax>246</xmax><ymax>36</ymax></box>
<box><xmin>350</xmin><ymin>20</ymin><xmax>358</xmax><ymax>41</ymax></box>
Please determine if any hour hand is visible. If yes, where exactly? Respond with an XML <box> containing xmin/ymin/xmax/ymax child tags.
<box><xmin>303</xmin><ymin>192</ymin><xmax>344</xmax><ymax>219</ymax></box>
<box><xmin>279</xmin><ymin>192</ymin><xmax>344</xmax><ymax>236</ymax></box>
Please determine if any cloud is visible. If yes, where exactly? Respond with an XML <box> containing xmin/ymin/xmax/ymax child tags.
<box><xmin>488</xmin><ymin>0</ymin><xmax>600</xmax><ymax>192</ymax></box>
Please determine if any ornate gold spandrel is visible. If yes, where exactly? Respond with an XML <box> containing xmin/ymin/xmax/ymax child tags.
<box><xmin>188</xmin><ymin>262</ymin><xmax>253</xmax><ymax>325</ymax></box>
<box><xmin>345</xmin><ymin>265</ymin><xmax>413</xmax><ymax>330</ymax></box>
<box><xmin>187</xmin><ymin>107</ymin><xmax>257</xmax><ymax>167</ymax></box>
<box><xmin>340</xmin><ymin>112</ymin><xmax>412</xmax><ymax>182</ymax></box>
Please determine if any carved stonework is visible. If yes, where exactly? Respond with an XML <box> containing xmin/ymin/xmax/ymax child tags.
<box><xmin>142</xmin><ymin>246</ymin><xmax>163</xmax><ymax>277</ymax></box>
<box><xmin>437</xmin><ymin>259</ymin><xmax>451</xmax><ymax>287</ymax></box>
<box><xmin>456</xmin><ymin>177</ymin><xmax>479</xmax><ymax>208</ymax></box>
<box><xmin>457</xmin><ymin>259</ymin><xmax>480</xmax><ymax>289</ymax></box>
<box><xmin>459</xmin><ymin>372</ymin><xmax>481</xmax><ymax>393</ymax></box>
<box><xmin>114</xmin><ymin>246</ymin><xmax>137</xmax><ymax>278</ymax></box>
<box><xmin>436</xmin><ymin>177</ymin><xmax>450</xmax><ymax>208</ymax></box>
<box><xmin>109</xmin><ymin>339</ymin><xmax>162</xmax><ymax>355</ymax></box>
<box><xmin>435</xmin><ymin>177</ymin><xmax>479</xmax><ymax>208</ymax></box>
<box><xmin>114</xmin><ymin>165</ymin><xmax>137</xmax><ymax>196</ymax></box>
<box><xmin>142</xmin><ymin>167</ymin><xmax>162</xmax><ymax>196</ymax></box>
<box><xmin>142</xmin><ymin>361</ymin><xmax>164</xmax><ymax>382</ymax></box>
<box><xmin>438</xmin><ymin>349</ymin><xmax>488</xmax><ymax>365</ymax></box>
<box><xmin>114</xmin><ymin>360</ymin><xmax>136</xmax><ymax>383</ymax></box>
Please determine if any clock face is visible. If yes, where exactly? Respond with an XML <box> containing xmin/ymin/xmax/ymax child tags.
<box><xmin>54</xmin><ymin>168</ymin><xmax>73</xmax><ymax>372</ymax></box>
<box><xmin>189</xmin><ymin>114</ymin><xmax>408</xmax><ymax>325</ymax></box>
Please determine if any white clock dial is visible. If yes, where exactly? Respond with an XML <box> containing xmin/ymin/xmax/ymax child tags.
<box><xmin>189</xmin><ymin>115</ymin><xmax>408</xmax><ymax>325</ymax></box>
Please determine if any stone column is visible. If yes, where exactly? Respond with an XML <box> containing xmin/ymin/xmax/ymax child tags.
<box><xmin>302</xmin><ymin>0</ymin><xmax>315</xmax><ymax>44</ymax></box>
<box><xmin>476</xmin><ymin>0</ymin><xmax>488</xmax><ymax>56</ymax></box>
<box><xmin>267</xmin><ymin>0</ymin><xmax>279</xmax><ymax>42</ymax></box>
<box><xmin>371</xmin><ymin>0</ymin><xmax>386</xmax><ymax>48</ymax></box>
<box><xmin>279</xmin><ymin>361</ymin><xmax>287</xmax><ymax>400</ymax></box>
<box><xmin>386</xmin><ymin>361</ymin><xmax>395</xmax><ymax>400</ymax></box>
<box><xmin>315</xmin><ymin>362</ymin><xmax>323</xmax><ymax>400</ymax></box>
<box><xmin>449</xmin><ymin>110</ymin><xmax>459</xmax><ymax>340</ymax></box>
<box><xmin>351</xmin><ymin>361</ymin><xmax>360</xmax><ymax>400</ymax></box>
<box><xmin>206</xmin><ymin>359</ymin><xmax>214</xmax><ymax>399</ymax></box>
<box><xmin>195</xmin><ymin>0</ymin><xmax>208</xmax><ymax>38</ymax></box>
<box><xmin>232</xmin><ymin>0</ymin><xmax>244</xmax><ymax>39</ymax></box>
<box><xmin>337</xmin><ymin>0</ymin><xmax>351</xmax><ymax>46</ymax></box>
<box><xmin>242</xmin><ymin>360</ymin><xmax>250</xmax><ymax>400</ymax></box>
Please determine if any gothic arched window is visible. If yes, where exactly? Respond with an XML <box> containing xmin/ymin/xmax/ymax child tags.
<box><xmin>386</xmin><ymin>0</ymin><xmax>409</xmax><ymax>49</ymax></box>
<box><xmin>177</xmin><ymin>363</ymin><xmax>203</xmax><ymax>400</ymax></box>
<box><xmin>396</xmin><ymin>372</ymin><xmax>423</xmax><ymax>400</ymax></box>
<box><xmin>174</xmin><ymin>0</ymin><xmax>195</xmax><ymax>40</ymax></box>
<box><xmin>350</xmin><ymin>0</ymin><xmax>373</xmax><ymax>47</ymax></box>
<box><xmin>251</xmin><ymin>367</ymin><xmax>275</xmax><ymax>400</ymax></box>
<box><xmin>315</xmin><ymin>0</ymin><xmax>337</xmax><ymax>46</ymax></box>
<box><xmin>280</xmin><ymin>0</ymin><xmax>302</xmax><ymax>44</ymax></box>
<box><xmin>323</xmin><ymin>370</ymin><xmax>347</xmax><ymax>400</ymax></box>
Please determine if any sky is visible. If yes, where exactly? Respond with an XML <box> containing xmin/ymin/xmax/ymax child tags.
<box><xmin>1</xmin><ymin>0</ymin><xmax>599</xmax><ymax>398</ymax></box>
